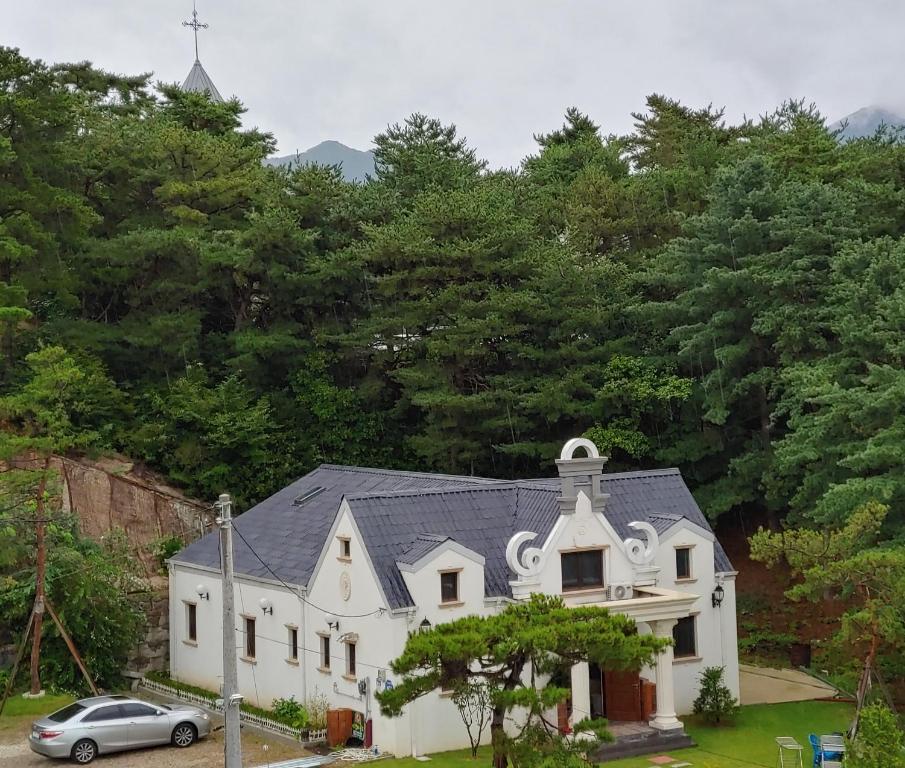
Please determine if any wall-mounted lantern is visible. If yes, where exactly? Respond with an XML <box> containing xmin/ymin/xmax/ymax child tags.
<box><xmin>419</xmin><ymin>617</ymin><xmax>432</xmax><ymax>633</ymax></box>
<box><xmin>327</xmin><ymin>615</ymin><xmax>340</xmax><ymax>632</ymax></box>
<box><xmin>712</xmin><ymin>583</ymin><xmax>725</xmax><ymax>608</ymax></box>
<box><xmin>196</xmin><ymin>584</ymin><xmax>210</xmax><ymax>601</ymax></box>
<box><xmin>259</xmin><ymin>597</ymin><xmax>273</xmax><ymax>615</ymax></box>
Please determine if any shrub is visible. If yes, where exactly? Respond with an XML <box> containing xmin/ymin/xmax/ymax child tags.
<box><xmin>272</xmin><ymin>696</ymin><xmax>309</xmax><ymax>729</ymax></box>
<box><xmin>848</xmin><ymin>703</ymin><xmax>905</xmax><ymax>768</ymax></box>
<box><xmin>738</xmin><ymin>629</ymin><xmax>798</xmax><ymax>656</ymax></box>
<box><xmin>692</xmin><ymin>666</ymin><xmax>739</xmax><ymax>725</ymax></box>
<box><xmin>151</xmin><ymin>535</ymin><xmax>185</xmax><ymax>571</ymax></box>
<box><xmin>306</xmin><ymin>688</ymin><xmax>329</xmax><ymax>731</ymax></box>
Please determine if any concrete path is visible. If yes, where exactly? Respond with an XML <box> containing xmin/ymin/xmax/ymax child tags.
<box><xmin>739</xmin><ymin>663</ymin><xmax>839</xmax><ymax>705</ymax></box>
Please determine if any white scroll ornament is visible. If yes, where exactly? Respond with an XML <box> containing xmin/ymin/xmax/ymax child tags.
<box><xmin>506</xmin><ymin>531</ymin><xmax>544</xmax><ymax>579</ymax></box>
<box><xmin>623</xmin><ymin>521</ymin><xmax>659</xmax><ymax>565</ymax></box>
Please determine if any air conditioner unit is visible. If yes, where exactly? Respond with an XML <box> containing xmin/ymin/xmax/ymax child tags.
<box><xmin>607</xmin><ymin>582</ymin><xmax>634</xmax><ymax>601</ymax></box>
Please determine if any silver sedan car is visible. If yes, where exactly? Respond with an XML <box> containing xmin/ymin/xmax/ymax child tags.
<box><xmin>28</xmin><ymin>694</ymin><xmax>212</xmax><ymax>764</ymax></box>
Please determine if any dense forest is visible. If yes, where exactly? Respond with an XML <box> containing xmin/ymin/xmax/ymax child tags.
<box><xmin>1</xmin><ymin>44</ymin><xmax>904</xmax><ymax>695</ymax></box>
<box><xmin>4</xmin><ymin>47</ymin><xmax>905</xmax><ymax>529</ymax></box>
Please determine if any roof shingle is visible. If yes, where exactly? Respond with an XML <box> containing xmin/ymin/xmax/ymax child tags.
<box><xmin>172</xmin><ymin>464</ymin><xmax>733</xmax><ymax>608</ymax></box>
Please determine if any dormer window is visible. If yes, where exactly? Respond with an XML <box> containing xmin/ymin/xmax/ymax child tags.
<box><xmin>338</xmin><ymin>536</ymin><xmax>351</xmax><ymax>560</ymax></box>
<box><xmin>561</xmin><ymin>549</ymin><xmax>604</xmax><ymax>591</ymax></box>
<box><xmin>440</xmin><ymin>570</ymin><xmax>460</xmax><ymax>604</ymax></box>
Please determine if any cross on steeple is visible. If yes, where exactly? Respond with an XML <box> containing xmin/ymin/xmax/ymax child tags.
<box><xmin>182</xmin><ymin>1</ymin><xmax>209</xmax><ymax>62</ymax></box>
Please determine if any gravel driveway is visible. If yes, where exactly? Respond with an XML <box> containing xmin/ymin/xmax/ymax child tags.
<box><xmin>0</xmin><ymin>715</ymin><xmax>311</xmax><ymax>768</ymax></box>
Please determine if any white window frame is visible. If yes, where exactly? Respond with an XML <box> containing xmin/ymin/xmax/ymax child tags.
<box><xmin>183</xmin><ymin>601</ymin><xmax>197</xmax><ymax>644</ymax></box>
<box><xmin>317</xmin><ymin>632</ymin><xmax>331</xmax><ymax>672</ymax></box>
<box><xmin>439</xmin><ymin>568</ymin><xmax>462</xmax><ymax>606</ymax></box>
<box><xmin>674</xmin><ymin>545</ymin><xmax>695</xmax><ymax>582</ymax></box>
<box><xmin>242</xmin><ymin>615</ymin><xmax>256</xmax><ymax>660</ymax></box>
<box><xmin>345</xmin><ymin>639</ymin><xmax>357</xmax><ymax>680</ymax></box>
<box><xmin>286</xmin><ymin>624</ymin><xmax>299</xmax><ymax>663</ymax></box>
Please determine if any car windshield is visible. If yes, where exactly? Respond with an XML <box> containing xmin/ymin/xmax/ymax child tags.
<box><xmin>47</xmin><ymin>703</ymin><xmax>87</xmax><ymax>723</ymax></box>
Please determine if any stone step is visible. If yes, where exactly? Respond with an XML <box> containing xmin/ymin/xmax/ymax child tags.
<box><xmin>593</xmin><ymin>729</ymin><xmax>695</xmax><ymax>762</ymax></box>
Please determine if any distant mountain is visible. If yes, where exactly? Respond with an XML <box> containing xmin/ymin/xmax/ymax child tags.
<box><xmin>266</xmin><ymin>140</ymin><xmax>375</xmax><ymax>182</ymax></box>
<box><xmin>829</xmin><ymin>106</ymin><xmax>905</xmax><ymax>141</ymax></box>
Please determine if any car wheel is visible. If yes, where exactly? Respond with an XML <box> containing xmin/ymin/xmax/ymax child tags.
<box><xmin>71</xmin><ymin>739</ymin><xmax>97</xmax><ymax>764</ymax></box>
<box><xmin>172</xmin><ymin>723</ymin><xmax>197</xmax><ymax>748</ymax></box>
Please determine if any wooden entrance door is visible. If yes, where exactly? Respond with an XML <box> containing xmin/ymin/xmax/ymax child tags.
<box><xmin>604</xmin><ymin>670</ymin><xmax>642</xmax><ymax>722</ymax></box>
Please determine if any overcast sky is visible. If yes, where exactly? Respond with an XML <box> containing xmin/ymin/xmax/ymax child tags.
<box><xmin>7</xmin><ymin>1</ymin><xmax>904</xmax><ymax>167</ymax></box>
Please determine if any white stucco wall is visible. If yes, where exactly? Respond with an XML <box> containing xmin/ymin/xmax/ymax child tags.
<box><xmin>168</xmin><ymin>563</ymin><xmax>306</xmax><ymax>707</ymax></box>
<box><xmin>653</xmin><ymin>522</ymin><xmax>740</xmax><ymax>714</ymax></box>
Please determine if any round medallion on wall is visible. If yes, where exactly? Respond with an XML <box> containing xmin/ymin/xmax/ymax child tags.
<box><xmin>340</xmin><ymin>571</ymin><xmax>352</xmax><ymax>601</ymax></box>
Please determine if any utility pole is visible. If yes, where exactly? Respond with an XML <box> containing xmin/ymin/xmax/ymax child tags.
<box><xmin>217</xmin><ymin>493</ymin><xmax>242</xmax><ymax>768</ymax></box>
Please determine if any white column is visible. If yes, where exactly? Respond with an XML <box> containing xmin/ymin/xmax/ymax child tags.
<box><xmin>649</xmin><ymin>619</ymin><xmax>683</xmax><ymax>731</ymax></box>
<box><xmin>569</xmin><ymin>662</ymin><xmax>590</xmax><ymax>727</ymax></box>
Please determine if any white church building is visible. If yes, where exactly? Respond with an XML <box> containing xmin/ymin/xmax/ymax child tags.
<box><xmin>168</xmin><ymin>438</ymin><xmax>739</xmax><ymax>756</ymax></box>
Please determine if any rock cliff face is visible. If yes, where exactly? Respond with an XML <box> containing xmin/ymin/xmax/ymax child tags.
<box><xmin>55</xmin><ymin>456</ymin><xmax>213</xmax><ymax>673</ymax></box>
<box><xmin>53</xmin><ymin>455</ymin><xmax>213</xmax><ymax>577</ymax></box>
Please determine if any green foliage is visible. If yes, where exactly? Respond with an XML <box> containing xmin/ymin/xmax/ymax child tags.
<box><xmin>848</xmin><ymin>704</ymin><xmax>905</xmax><ymax>768</ymax></box>
<box><xmin>2</xmin><ymin>45</ymin><xmax>905</xmax><ymax>674</ymax></box>
<box><xmin>271</xmin><ymin>696</ymin><xmax>310</xmax><ymax>730</ymax></box>
<box><xmin>0</xmin><ymin>521</ymin><xmax>146</xmax><ymax>693</ymax></box>
<box><xmin>151</xmin><ymin>535</ymin><xmax>185</xmax><ymax>571</ymax></box>
<box><xmin>737</xmin><ymin>627</ymin><xmax>798</xmax><ymax>657</ymax></box>
<box><xmin>692</xmin><ymin>666</ymin><xmax>739</xmax><ymax>724</ymax></box>
<box><xmin>127</xmin><ymin>367</ymin><xmax>284</xmax><ymax>507</ymax></box>
<box><xmin>506</xmin><ymin>720</ymin><xmax>610</xmax><ymax>768</ymax></box>
<box><xmin>750</xmin><ymin>504</ymin><xmax>905</xmax><ymax>690</ymax></box>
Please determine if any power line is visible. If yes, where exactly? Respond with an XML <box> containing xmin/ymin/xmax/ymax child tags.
<box><xmin>223</xmin><ymin>621</ymin><xmax>388</xmax><ymax>674</ymax></box>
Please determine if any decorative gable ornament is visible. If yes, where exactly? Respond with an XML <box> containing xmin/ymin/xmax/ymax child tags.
<box><xmin>555</xmin><ymin>438</ymin><xmax>610</xmax><ymax>515</ymax></box>
<box><xmin>623</xmin><ymin>521</ymin><xmax>661</xmax><ymax>586</ymax></box>
<box><xmin>506</xmin><ymin>531</ymin><xmax>543</xmax><ymax>580</ymax></box>
<box><xmin>506</xmin><ymin>531</ymin><xmax>545</xmax><ymax>599</ymax></box>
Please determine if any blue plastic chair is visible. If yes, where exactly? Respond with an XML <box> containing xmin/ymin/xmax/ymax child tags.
<box><xmin>809</xmin><ymin>734</ymin><xmax>844</xmax><ymax>766</ymax></box>
<box><xmin>808</xmin><ymin>735</ymin><xmax>821</xmax><ymax>767</ymax></box>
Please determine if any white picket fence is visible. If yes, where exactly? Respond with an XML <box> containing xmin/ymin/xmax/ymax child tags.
<box><xmin>140</xmin><ymin>678</ymin><xmax>327</xmax><ymax>745</ymax></box>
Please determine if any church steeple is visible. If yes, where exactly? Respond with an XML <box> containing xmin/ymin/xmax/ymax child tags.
<box><xmin>181</xmin><ymin>2</ymin><xmax>223</xmax><ymax>102</ymax></box>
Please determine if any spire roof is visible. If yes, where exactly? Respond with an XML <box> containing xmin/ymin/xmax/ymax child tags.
<box><xmin>180</xmin><ymin>3</ymin><xmax>223</xmax><ymax>102</ymax></box>
<box><xmin>182</xmin><ymin>59</ymin><xmax>223</xmax><ymax>102</ymax></box>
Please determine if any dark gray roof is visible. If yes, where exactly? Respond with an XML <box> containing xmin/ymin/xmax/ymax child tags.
<box><xmin>173</xmin><ymin>464</ymin><xmax>732</xmax><ymax>608</ymax></box>
<box><xmin>397</xmin><ymin>534</ymin><xmax>451</xmax><ymax>567</ymax></box>
<box><xmin>171</xmin><ymin>465</ymin><xmax>498</xmax><ymax>585</ymax></box>
<box><xmin>182</xmin><ymin>59</ymin><xmax>223</xmax><ymax>102</ymax></box>
<box><xmin>346</xmin><ymin>470</ymin><xmax>733</xmax><ymax>610</ymax></box>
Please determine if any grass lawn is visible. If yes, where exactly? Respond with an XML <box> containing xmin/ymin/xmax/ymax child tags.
<box><xmin>0</xmin><ymin>692</ymin><xmax>76</xmax><ymax>740</ymax></box>
<box><xmin>388</xmin><ymin>701</ymin><xmax>853</xmax><ymax>768</ymax></box>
